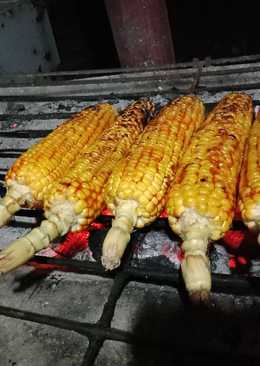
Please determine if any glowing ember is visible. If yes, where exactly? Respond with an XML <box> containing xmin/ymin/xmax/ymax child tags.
<box><xmin>101</xmin><ymin>208</ymin><xmax>112</xmax><ymax>216</ymax></box>
<box><xmin>223</xmin><ymin>230</ymin><xmax>245</xmax><ymax>249</ymax></box>
<box><xmin>90</xmin><ymin>222</ymin><xmax>106</xmax><ymax>230</ymax></box>
<box><xmin>159</xmin><ymin>209</ymin><xmax>168</xmax><ymax>218</ymax></box>
<box><xmin>29</xmin><ymin>230</ymin><xmax>90</xmax><ymax>271</ymax></box>
<box><xmin>29</xmin><ymin>220</ymin><xmax>108</xmax><ymax>271</ymax></box>
<box><xmin>26</xmin><ymin>207</ymin><xmax>259</xmax><ymax>276</ymax></box>
<box><xmin>237</xmin><ymin>256</ymin><xmax>248</xmax><ymax>265</ymax></box>
<box><xmin>228</xmin><ymin>255</ymin><xmax>248</xmax><ymax>271</ymax></box>
<box><xmin>54</xmin><ymin>231</ymin><xmax>90</xmax><ymax>257</ymax></box>
<box><xmin>229</xmin><ymin>257</ymin><xmax>237</xmax><ymax>269</ymax></box>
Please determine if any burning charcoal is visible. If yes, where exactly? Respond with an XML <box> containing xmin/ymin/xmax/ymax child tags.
<box><xmin>53</xmin><ymin>231</ymin><xmax>89</xmax><ymax>257</ymax></box>
<box><xmin>36</xmin><ymin>246</ymin><xmax>57</xmax><ymax>258</ymax></box>
<box><xmin>210</xmin><ymin>244</ymin><xmax>231</xmax><ymax>275</ymax></box>
<box><xmin>229</xmin><ymin>255</ymin><xmax>251</xmax><ymax>275</ymax></box>
<box><xmin>131</xmin><ymin>230</ymin><xmax>182</xmax><ymax>270</ymax></box>
<box><xmin>223</xmin><ymin>230</ymin><xmax>245</xmax><ymax>250</ymax></box>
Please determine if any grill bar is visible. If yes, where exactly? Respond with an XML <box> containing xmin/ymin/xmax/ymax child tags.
<box><xmin>3</xmin><ymin>58</ymin><xmax>260</xmax><ymax>98</ymax></box>
<box><xmin>1</xmin><ymin>298</ymin><xmax>260</xmax><ymax>364</ymax></box>
<box><xmin>30</xmin><ymin>255</ymin><xmax>260</xmax><ymax>297</ymax></box>
<box><xmin>0</xmin><ymin>305</ymin><xmax>134</xmax><ymax>343</ymax></box>
<box><xmin>82</xmin><ymin>273</ymin><xmax>129</xmax><ymax>365</ymax></box>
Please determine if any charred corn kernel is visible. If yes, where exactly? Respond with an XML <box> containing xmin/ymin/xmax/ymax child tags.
<box><xmin>166</xmin><ymin>92</ymin><xmax>253</xmax><ymax>301</ymax></box>
<box><xmin>102</xmin><ymin>95</ymin><xmax>205</xmax><ymax>271</ymax></box>
<box><xmin>0</xmin><ymin>104</ymin><xmax>117</xmax><ymax>227</ymax></box>
<box><xmin>0</xmin><ymin>99</ymin><xmax>154</xmax><ymax>274</ymax></box>
<box><xmin>239</xmin><ymin>113</ymin><xmax>260</xmax><ymax>239</ymax></box>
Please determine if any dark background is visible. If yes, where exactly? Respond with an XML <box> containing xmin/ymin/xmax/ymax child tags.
<box><xmin>46</xmin><ymin>0</ymin><xmax>258</xmax><ymax>70</ymax></box>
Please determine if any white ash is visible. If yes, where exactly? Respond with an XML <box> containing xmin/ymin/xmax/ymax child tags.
<box><xmin>0</xmin><ymin>95</ymin><xmax>169</xmax><ymax>118</ymax></box>
<box><xmin>132</xmin><ymin>230</ymin><xmax>181</xmax><ymax>269</ymax></box>
<box><xmin>102</xmin><ymin>95</ymin><xmax>169</xmax><ymax>113</ymax></box>
<box><xmin>131</xmin><ymin>229</ymin><xmax>232</xmax><ymax>275</ymax></box>
<box><xmin>210</xmin><ymin>244</ymin><xmax>231</xmax><ymax>275</ymax></box>
<box><xmin>110</xmin><ymin>99</ymin><xmax>133</xmax><ymax>112</ymax></box>
<box><xmin>73</xmin><ymin>247</ymin><xmax>96</xmax><ymax>262</ymax></box>
<box><xmin>249</xmin><ymin>259</ymin><xmax>260</xmax><ymax>277</ymax></box>
<box><xmin>0</xmin><ymin>225</ymin><xmax>31</xmax><ymax>250</ymax></box>
<box><xmin>151</xmin><ymin>94</ymin><xmax>170</xmax><ymax>107</ymax></box>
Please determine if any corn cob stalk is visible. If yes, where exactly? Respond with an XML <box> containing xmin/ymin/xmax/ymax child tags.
<box><xmin>0</xmin><ymin>99</ymin><xmax>154</xmax><ymax>273</ymax></box>
<box><xmin>166</xmin><ymin>93</ymin><xmax>253</xmax><ymax>302</ymax></box>
<box><xmin>102</xmin><ymin>96</ymin><xmax>205</xmax><ymax>270</ymax></box>
<box><xmin>0</xmin><ymin>103</ymin><xmax>117</xmax><ymax>227</ymax></box>
<box><xmin>239</xmin><ymin>112</ymin><xmax>260</xmax><ymax>241</ymax></box>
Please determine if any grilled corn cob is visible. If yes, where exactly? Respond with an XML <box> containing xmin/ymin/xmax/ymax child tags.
<box><xmin>0</xmin><ymin>99</ymin><xmax>154</xmax><ymax>273</ymax></box>
<box><xmin>239</xmin><ymin>112</ymin><xmax>260</xmax><ymax>241</ymax></box>
<box><xmin>102</xmin><ymin>95</ymin><xmax>205</xmax><ymax>270</ymax></box>
<box><xmin>166</xmin><ymin>93</ymin><xmax>253</xmax><ymax>302</ymax></box>
<box><xmin>0</xmin><ymin>103</ymin><xmax>117</xmax><ymax>227</ymax></box>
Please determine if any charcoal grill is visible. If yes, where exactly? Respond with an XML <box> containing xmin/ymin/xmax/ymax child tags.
<box><xmin>2</xmin><ymin>55</ymin><xmax>260</xmax><ymax>365</ymax></box>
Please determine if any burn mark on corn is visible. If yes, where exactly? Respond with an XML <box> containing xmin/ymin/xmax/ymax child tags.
<box><xmin>228</xmin><ymin>134</ymin><xmax>237</xmax><ymax>140</ymax></box>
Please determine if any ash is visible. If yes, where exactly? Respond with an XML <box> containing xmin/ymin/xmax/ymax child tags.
<box><xmin>0</xmin><ymin>225</ymin><xmax>30</xmax><ymax>250</ymax></box>
<box><xmin>131</xmin><ymin>230</ymin><xmax>181</xmax><ymax>269</ymax></box>
<box><xmin>102</xmin><ymin>95</ymin><xmax>169</xmax><ymax>114</ymax></box>
<box><xmin>131</xmin><ymin>228</ymin><xmax>232</xmax><ymax>275</ymax></box>
<box><xmin>210</xmin><ymin>244</ymin><xmax>231</xmax><ymax>275</ymax></box>
<box><xmin>250</xmin><ymin>259</ymin><xmax>260</xmax><ymax>276</ymax></box>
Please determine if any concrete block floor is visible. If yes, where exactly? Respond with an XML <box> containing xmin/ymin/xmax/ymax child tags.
<box><xmin>1</xmin><ymin>268</ymin><xmax>260</xmax><ymax>365</ymax></box>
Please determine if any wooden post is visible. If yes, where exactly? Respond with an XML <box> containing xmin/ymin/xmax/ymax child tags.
<box><xmin>104</xmin><ymin>0</ymin><xmax>175</xmax><ymax>67</ymax></box>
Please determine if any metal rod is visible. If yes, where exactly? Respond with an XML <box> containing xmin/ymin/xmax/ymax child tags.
<box><xmin>0</xmin><ymin>305</ymin><xmax>133</xmax><ymax>343</ymax></box>
<box><xmin>81</xmin><ymin>273</ymin><xmax>129</xmax><ymax>365</ymax></box>
<box><xmin>30</xmin><ymin>255</ymin><xmax>260</xmax><ymax>297</ymax></box>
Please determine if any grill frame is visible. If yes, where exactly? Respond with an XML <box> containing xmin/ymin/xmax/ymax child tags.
<box><xmin>1</xmin><ymin>55</ymin><xmax>260</xmax><ymax>365</ymax></box>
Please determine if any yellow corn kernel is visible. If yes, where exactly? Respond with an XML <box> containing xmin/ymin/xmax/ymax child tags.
<box><xmin>105</xmin><ymin>95</ymin><xmax>205</xmax><ymax>226</ymax></box>
<box><xmin>0</xmin><ymin>99</ymin><xmax>155</xmax><ymax>275</ymax></box>
<box><xmin>239</xmin><ymin>115</ymin><xmax>260</xmax><ymax>227</ymax></box>
<box><xmin>167</xmin><ymin>93</ymin><xmax>253</xmax><ymax>240</ymax></box>
<box><xmin>5</xmin><ymin>103</ymin><xmax>117</xmax><ymax>207</ymax></box>
<box><xmin>44</xmin><ymin>98</ymin><xmax>155</xmax><ymax>230</ymax></box>
<box><xmin>166</xmin><ymin>92</ymin><xmax>253</xmax><ymax>299</ymax></box>
<box><xmin>101</xmin><ymin>95</ymin><xmax>205</xmax><ymax>271</ymax></box>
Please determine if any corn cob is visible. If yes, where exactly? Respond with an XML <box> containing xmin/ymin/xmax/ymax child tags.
<box><xmin>239</xmin><ymin>112</ymin><xmax>260</xmax><ymax>240</ymax></box>
<box><xmin>0</xmin><ymin>99</ymin><xmax>154</xmax><ymax>273</ymax></box>
<box><xmin>0</xmin><ymin>103</ymin><xmax>117</xmax><ymax>227</ymax></box>
<box><xmin>166</xmin><ymin>93</ymin><xmax>253</xmax><ymax>302</ymax></box>
<box><xmin>102</xmin><ymin>96</ymin><xmax>205</xmax><ymax>270</ymax></box>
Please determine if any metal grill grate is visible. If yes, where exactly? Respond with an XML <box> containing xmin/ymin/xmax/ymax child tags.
<box><xmin>1</xmin><ymin>55</ymin><xmax>260</xmax><ymax>365</ymax></box>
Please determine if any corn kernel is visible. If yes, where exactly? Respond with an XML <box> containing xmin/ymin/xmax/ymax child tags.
<box><xmin>167</xmin><ymin>93</ymin><xmax>253</xmax><ymax>241</ymax></box>
<box><xmin>41</xmin><ymin>99</ymin><xmax>155</xmax><ymax>232</ymax></box>
<box><xmin>6</xmin><ymin>104</ymin><xmax>118</xmax><ymax>211</ymax></box>
<box><xmin>104</xmin><ymin>96</ymin><xmax>205</xmax><ymax>229</ymax></box>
